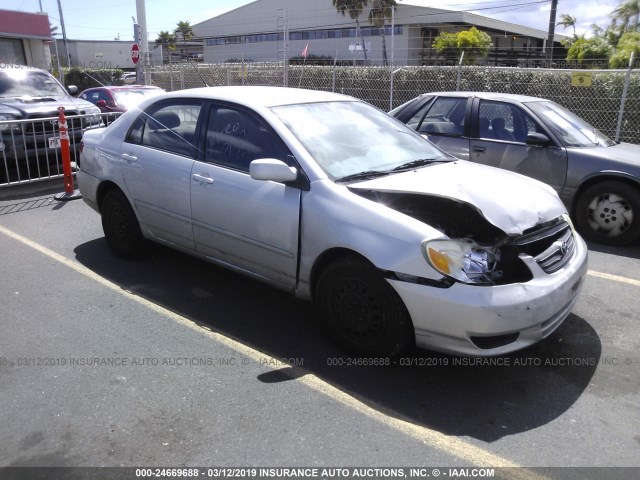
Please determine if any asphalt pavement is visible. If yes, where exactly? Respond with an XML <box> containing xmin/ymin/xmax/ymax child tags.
<box><xmin>0</xmin><ymin>185</ymin><xmax>639</xmax><ymax>480</ymax></box>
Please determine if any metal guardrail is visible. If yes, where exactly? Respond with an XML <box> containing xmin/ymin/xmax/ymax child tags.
<box><xmin>0</xmin><ymin>112</ymin><xmax>122</xmax><ymax>188</ymax></box>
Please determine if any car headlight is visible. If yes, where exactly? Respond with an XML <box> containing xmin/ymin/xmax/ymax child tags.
<box><xmin>0</xmin><ymin>114</ymin><xmax>19</xmax><ymax>132</ymax></box>
<box><xmin>562</xmin><ymin>213</ymin><xmax>575</xmax><ymax>231</ymax></box>
<box><xmin>423</xmin><ymin>239</ymin><xmax>500</xmax><ymax>285</ymax></box>
<box><xmin>83</xmin><ymin>107</ymin><xmax>101</xmax><ymax>125</ymax></box>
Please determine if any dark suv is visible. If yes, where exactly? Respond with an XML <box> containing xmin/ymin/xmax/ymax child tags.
<box><xmin>0</xmin><ymin>66</ymin><xmax>101</xmax><ymax>184</ymax></box>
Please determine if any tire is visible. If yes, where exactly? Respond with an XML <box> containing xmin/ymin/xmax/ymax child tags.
<box><xmin>101</xmin><ymin>190</ymin><xmax>146</xmax><ymax>258</ymax></box>
<box><xmin>315</xmin><ymin>256</ymin><xmax>414</xmax><ymax>357</ymax></box>
<box><xmin>575</xmin><ymin>181</ymin><xmax>640</xmax><ymax>246</ymax></box>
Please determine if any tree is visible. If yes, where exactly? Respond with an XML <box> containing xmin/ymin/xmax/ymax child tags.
<box><xmin>609</xmin><ymin>31</ymin><xmax>640</xmax><ymax>67</ymax></box>
<box><xmin>155</xmin><ymin>31</ymin><xmax>177</xmax><ymax>64</ymax></box>
<box><xmin>333</xmin><ymin>0</ymin><xmax>368</xmax><ymax>60</ymax></box>
<box><xmin>558</xmin><ymin>13</ymin><xmax>577</xmax><ymax>37</ymax></box>
<box><xmin>368</xmin><ymin>0</ymin><xmax>399</xmax><ymax>66</ymax></box>
<box><xmin>433</xmin><ymin>27</ymin><xmax>492</xmax><ymax>64</ymax></box>
<box><xmin>612</xmin><ymin>0</ymin><xmax>640</xmax><ymax>32</ymax></box>
<box><xmin>558</xmin><ymin>13</ymin><xmax>578</xmax><ymax>48</ymax></box>
<box><xmin>566</xmin><ymin>36</ymin><xmax>613</xmax><ymax>67</ymax></box>
<box><xmin>174</xmin><ymin>21</ymin><xmax>195</xmax><ymax>59</ymax></box>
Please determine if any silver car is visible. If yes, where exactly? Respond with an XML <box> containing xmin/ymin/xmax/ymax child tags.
<box><xmin>390</xmin><ymin>92</ymin><xmax>640</xmax><ymax>246</ymax></box>
<box><xmin>78</xmin><ymin>86</ymin><xmax>588</xmax><ymax>357</ymax></box>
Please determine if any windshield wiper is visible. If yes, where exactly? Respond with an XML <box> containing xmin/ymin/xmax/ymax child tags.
<box><xmin>335</xmin><ymin>170</ymin><xmax>391</xmax><ymax>183</ymax></box>
<box><xmin>390</xmin><ymin>158</ymin><xmax>448</xmax><ymax>172</ymax></box>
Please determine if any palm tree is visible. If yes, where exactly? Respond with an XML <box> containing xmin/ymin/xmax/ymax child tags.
<box><xmin>557</xmin><ymin>13</ymin><xmax>577</xmax><ymax>37</ymax></box>
<box><xmin>155</xmin><ymin>31</ymin><xmax>177</xmax><ymax>64</ymax></box>
<box><xmin>174</xmin><ymin>21</ymin><xmax>195</xmax><ymax>59</ymax></box>
<box><xmin>333</xmin><ymin>0</ymin><xmax>368</xmax><ymax>60</ymax></box>
<box><xmin>368</xmin><ymin>0</ymin><xmax>398</xmax><ymax>66</ymax></box>
<box><xmin>611</xmin><ymin>0</ymin><xmax>640</xmax><ymax>39</ymax></box>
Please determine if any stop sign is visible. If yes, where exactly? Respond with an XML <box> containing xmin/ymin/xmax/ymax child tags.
<box><xmin>131</xmin><ymin>43</ymin><xmax>140</xmax><ymax>64</ymax></box>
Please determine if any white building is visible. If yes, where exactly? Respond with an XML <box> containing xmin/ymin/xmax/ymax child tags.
<box><xmin>193</xmin><ymin>0</ymin><xmax>566</xmax><ymax>66</ymax></box>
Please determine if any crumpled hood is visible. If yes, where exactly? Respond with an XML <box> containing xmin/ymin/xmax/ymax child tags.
<box><xmin>348</xmin><ymin>160</ymin><xmax>566</xmax><ymax>235</ymax></box>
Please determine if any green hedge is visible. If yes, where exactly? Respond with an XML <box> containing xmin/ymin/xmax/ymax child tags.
<box><xmin>62</xmin><ymin>67</ymin><xmax>125</xmax><ymax>91</ymax></box>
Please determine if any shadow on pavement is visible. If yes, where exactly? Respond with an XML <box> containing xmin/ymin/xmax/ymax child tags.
<box><xmin>585</xmin><ymin>239</ymin><xmax>640</xmax><ymax>259</ymax></box>
<box><xmin>74</xmin><ymin>239</ymin><xmax>601</xmax><ymax>443</ymax></box>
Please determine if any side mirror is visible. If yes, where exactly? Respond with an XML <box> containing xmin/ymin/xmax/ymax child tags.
<box><xmin>67</xmin><ymin>85</ymin><xmax>78</xmax><ymax>95</ymax></box>
<box><xmin>526</xmin><ymin>132</ymin><xmax>550</xmax><ymax>147</ymax></box>
<box><xmin>96</xmin><ymin>100</ymin><xmax>107</xmax><ymax>108</ymax></box>
<box><xmin>250</xmin><ymin>159</ymin><xmax>298</xmax><ymax>183</ymax></box>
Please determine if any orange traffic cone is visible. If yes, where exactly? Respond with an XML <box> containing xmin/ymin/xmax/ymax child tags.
<box><xmin>54</xmin><ymin>106</ymin><xmax>82</xmax><ymax>201</ymax></box>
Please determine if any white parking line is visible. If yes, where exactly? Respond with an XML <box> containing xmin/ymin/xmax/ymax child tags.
<box><xmin>587</xmin><ymin>270</ymin><xmax>640</xmax><ymax>287</ymax></box>
<box><xmin>4</xmin><ymin>223</ymin><xmax>637</xmax><ymax>478</ymax></box>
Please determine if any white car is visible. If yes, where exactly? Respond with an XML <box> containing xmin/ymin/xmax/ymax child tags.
<box><xmin>78</xmin><ymin>86</ymin><xmax>588</xmax><ymax>357</ymax></box>
<box><xmin>120</xmin><ymin>72</ymin><xmax>137</xmax><ymax>85</ymax></box>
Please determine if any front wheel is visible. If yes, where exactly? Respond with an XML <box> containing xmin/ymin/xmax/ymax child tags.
<box><xmin>101</xmin><ymin>190</ymin><xmax>146</xmax><ymax>258</ymax></box>
<box><xmin>315</xmin><ymin>256</ymin><xmax>414</xmax><ymax>357</ymax></box>
<box><xmin>575</xmin><ymin>181</ymin><xmax>640</xmax><ymax>246</ymax></box>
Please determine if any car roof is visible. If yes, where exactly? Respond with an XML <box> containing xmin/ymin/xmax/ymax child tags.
<box><xmin>80</xmin><ymin>85</ymin><xmax>163</xmax><ymax>94</ymax></box>
<box><xmin>160</xmin><ymin>86</ymin><xmax>357</xmax><ymax>108</ymax></box>
<box><xmin>422</xmin><ymin>91</ymin><xmax>548</xmax><ymax>103</ymax></box>
<box><xmin>83</xmin><ymin>85</ymin><xmax>162</xmax><ymax>91</ymax></box>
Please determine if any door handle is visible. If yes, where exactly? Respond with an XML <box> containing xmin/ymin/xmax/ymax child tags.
<box><xmin>472</xmin><ymin>146</ymin><xmax>486</xmax><ymax>153</ymax></box>
<box><xmin>121</xmin><ymin>153</ymin><xmax>137</xmax><ymax>163</ymax></box>
<box><xmin>192</xmin><ymin>173</ymin><xmax>214</xmax><ymax>184</ymax></box>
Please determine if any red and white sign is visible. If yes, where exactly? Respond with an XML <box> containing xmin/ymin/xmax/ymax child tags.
<box><xmin>131</xmin><ymin>43</ymin><xmax>140</xmax><ymax>64</ymax></box>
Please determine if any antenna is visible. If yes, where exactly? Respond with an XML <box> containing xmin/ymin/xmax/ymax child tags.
<box><xmin>83</xmin><ymin>71</ymin><xmax>107</xmax><ymax>87</ymax></box>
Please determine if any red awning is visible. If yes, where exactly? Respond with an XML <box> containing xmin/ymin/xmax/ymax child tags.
<box><xmin>0</xmin><ymin>10</ymin><xmax>51</xmax><ymax>39</ymax></box>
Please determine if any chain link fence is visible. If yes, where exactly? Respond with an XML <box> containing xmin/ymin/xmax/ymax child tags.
<box><xmin>149</xmin><ymin>62</ymin><xmax>640</xmax><ymax>145</ymax></box>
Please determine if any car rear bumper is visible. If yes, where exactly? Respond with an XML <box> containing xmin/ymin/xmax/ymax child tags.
<box><xmin>77</xmin><ymin>170</ymin><xmax>101</xmax><ymax>213</ymax></box>
<box><xmin>388</xmin><ymin>233</ymin><xmax>588</xmax><ymax>356</ymax></box>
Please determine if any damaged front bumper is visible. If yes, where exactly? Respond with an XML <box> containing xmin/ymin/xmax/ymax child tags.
<box><xmin>388</xmin><ymin>232</ymin><xmax>588</xmax><ymax>356</ymax></box>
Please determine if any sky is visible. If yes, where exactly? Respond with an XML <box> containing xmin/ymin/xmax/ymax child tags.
<box><xmin>2</xmin><ymin>0</ymin><xmax>621</xmax><ymax>41</ymax></box>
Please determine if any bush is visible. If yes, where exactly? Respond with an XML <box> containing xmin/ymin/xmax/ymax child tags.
<box><xmin>289</xmin><ymin>55</ymin><xmax>335</xmax><ymax>65</ymax></box>
<box><xmin>63</xmin><ymin>67</ymin><xmax>125</xmax><ymax>91</ymax></box>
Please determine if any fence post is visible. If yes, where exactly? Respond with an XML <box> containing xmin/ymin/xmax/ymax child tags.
<box><xmin>456</xmin><ymin>51</ymin><xmax>465</xmax><ymax>91</ymax></box>
<box><xmin>332</xmin><ymin>55</ymin><xmax>337</xmax><ymax>92</ymax></box>
<box><xmin>615</xmin><ymin>51</ymin><xmax>635</xmax><ymax>142</ymax></box>
<box><xmin>390</xmin><ymin>67</ymin><xmax>404</xmax><ymax>111</ymax></box>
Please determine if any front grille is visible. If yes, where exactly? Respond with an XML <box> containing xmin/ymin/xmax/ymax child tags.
<box><xmin>24</xmin><ymin>112</ymin><xmax>82</xmax><ymax>134</ymax></box>
<box><xmin>470</xmin><ymin>332</ymin><xmax>519</xmax><ymax>349</ymax></box>
<box><xmin>512</xmin><ymin>220</ymin><xmax>576</xmax><ymax>274</ymax></box>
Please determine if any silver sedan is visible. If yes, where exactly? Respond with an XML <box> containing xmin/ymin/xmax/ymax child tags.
<box><xmin>390</xmin><ymin>91</ymin><xmax>640</xmax><ymax>246</ymax></box>
<box><xmin>78</xmin><ymin>86</ymin><xmax>588</xmax><ymax>357</ymax></box>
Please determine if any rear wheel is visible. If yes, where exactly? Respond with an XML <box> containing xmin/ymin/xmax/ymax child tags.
<box><xmin>315</xmin><ymin>256</ymin><xmax>414</xmax><ymax>357</ymax></box>
<box><xmin>101</xmin><ymin>190</ymin><xmax>146</xmax><ymax>258</ymax></box>
<box><xmin>575</xmin><ymin>181</ymin><xmax>640</xmax><ymax>246</ymax></box>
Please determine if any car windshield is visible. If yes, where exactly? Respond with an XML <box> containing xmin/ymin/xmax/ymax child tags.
<box><xmin>272</xmin><ymin>101</ymin><xmax>449</xmax><ymax>180</ymax></box>
<box><xmin>0</xmin><ymin>69</ymin><xmax>67</xmax><ymax>98</ymax></box>
<box><xmin>526</xmin><ymin>100</ymin><xmax>615</xmax><ymax>148</ymax></box>
<box><xmin>113</xmin><ymin>88</ymin><xmax>163</xmax><ymax>109</ymax></box>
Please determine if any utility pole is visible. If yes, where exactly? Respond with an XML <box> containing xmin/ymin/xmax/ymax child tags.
<box><xmin>546</xmin><ymin>0</ymin><xmax>558</xmax><ymax>64</ymax></box>
<box><xmin>136</xmin><ymin>0</ymin><xmax>150</xmax><ymax>85</ymax></box>
<box><xmin>56</xmin><ymin>0</ymin><xmax>71</xmax><ymax>67</ymax></box>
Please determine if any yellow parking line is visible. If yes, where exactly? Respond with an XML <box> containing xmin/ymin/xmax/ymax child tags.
<box><xmin>587</xmin><ymin>270</ymin><xmax>640</xmax><ymax>287</ymax></box>
<box><xmin>0</xmin><ymin>223</ymin><xmax>563</xmax><ymax>479</ymax></box>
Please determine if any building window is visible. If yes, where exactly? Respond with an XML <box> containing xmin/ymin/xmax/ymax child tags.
<box><xmin>206</xmin><ymin>25</ymin><xmax>403</xmax><ymax>47</ymax></box>
<box><xmin>0</xmin><ymin>38</ymin><xmax>26</xmax><ymax>64</ymax></box>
